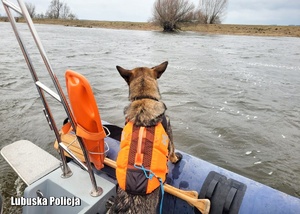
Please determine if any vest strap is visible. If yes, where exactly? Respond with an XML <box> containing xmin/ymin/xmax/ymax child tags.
<box><xmin>133</xmin><ymin>164</ymin><xmax>164</xmax><ymax>214</ymax></box>
<box><xmin>61</xmin><ymin>121</ymin><xmax>106</xmax><ymax>141</ymax></box>
<box><xmin>76</xmin><ymin>123</ymin><xmax>106</xmax><ymax>141</ymax></box>
<box><xmin>61</xmin><ymin>122</ymin><xmax>72</xmax><ymax>134</ymax></box>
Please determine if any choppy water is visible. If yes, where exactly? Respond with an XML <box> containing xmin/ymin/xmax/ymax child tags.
<box><xmin>1</xmin><ymin>22</ymin><xmax>300</xmax><ymax>213</ymax></box>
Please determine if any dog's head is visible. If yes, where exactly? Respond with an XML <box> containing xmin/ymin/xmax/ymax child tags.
<box><xmin>116</xmin><ymin>61</ymin><xmax>168</xmax><ymax>85</ymax></box>
<box><xmin>116</xmin><ymin>61</ymin><xmax>168</xmax><ymax>101</ymax></box>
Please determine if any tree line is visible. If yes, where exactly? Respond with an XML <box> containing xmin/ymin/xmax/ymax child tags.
<box><xmin>152</xmin><ymin>0</ymin><xmax>228</xmax><ymax>32</ymax></box>
<box><xmin>24</xmin><ymin>0</ymin><xmax>227</xmax><ymax>32</ymax></box>
<box><xmin>25</xmin><ymin>0</ymin><xmax>76</xmax><ymax>20</ymax></box>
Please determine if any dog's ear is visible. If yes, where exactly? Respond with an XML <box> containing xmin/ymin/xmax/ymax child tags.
<box><xmin>116</xmin><ymin>65</ymin><xmax>132</xmax><ymax>84</ymax></box>
<box><xmin>152</xmin><ymin>61</ymin><xmax>168</xmax><ymax>79</ymax></box>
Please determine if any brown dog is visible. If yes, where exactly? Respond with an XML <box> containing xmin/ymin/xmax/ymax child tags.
<box><xmin>107</xmin><ymin>61</ymin><xmax>182</xmax><ymax>213</ymax></box>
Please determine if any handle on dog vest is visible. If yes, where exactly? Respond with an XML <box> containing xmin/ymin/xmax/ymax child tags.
<box><xmin>135</xmin><ymin>127</ymin><xmax>146</xmax><ymax>166</ymax></box>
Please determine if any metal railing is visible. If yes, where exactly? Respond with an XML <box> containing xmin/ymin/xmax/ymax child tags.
<box><xmin>2</xmin><ymin>0</ymin><xmax>102</xmax><ymax>197</ymax></box>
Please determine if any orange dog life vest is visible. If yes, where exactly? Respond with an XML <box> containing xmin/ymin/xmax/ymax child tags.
<box><xmin>116</xmin><ymin>121</ymin><xmax>169</xmax><ymax>195</ymax></box>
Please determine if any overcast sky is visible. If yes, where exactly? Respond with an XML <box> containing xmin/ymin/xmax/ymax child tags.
<box><xmin>1</xmin><ymin>0</ymin><xmax>299</xmax><ymax>25</ymax></box>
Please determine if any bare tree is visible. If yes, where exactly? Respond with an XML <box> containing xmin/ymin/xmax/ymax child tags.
<box><xmin>46</xmin><ymin>0</ymin><xmax>76</xmax><ymax>19</ymax></box>
<box><xmin>36</xmin><ymin>13</ymin><xmax>45</xmax><ymax>19</ymax></box>
<box><xmin>67</xmin><ymin>13</ymin><xmax>77</xmax><ymax>20</ymax></box>
<box><xmin>61</xmin><ymin>4</ymin><xmax>77</xmax><ymax>20</ymax></box>
<box><xmin>193</xmin><ymin>10</ymin><xmax>206</xmax><ymax>24</ymax></box>
<box><xmin>25</xmin><ymin>2</ymin><xmax>36</xmax><ymax>18</ymax></box>
<box><xmin>152</xmin><ymin>0</ymin><xmax>195</xmax><ymax>32</ymax></box>
<box><xmin>61</xmin><ymin>4</ymin><xmax>70</xmax><ymax>19</ymax></box>
<box><xmin>46</xmin><ymin>0</ymin><xmax>62</xmax><ymax>19</ymax></box>
<box><xmin>196</xmin><ymin>0</ymin><xmax>228</xmax><ymax>24</ymax></box>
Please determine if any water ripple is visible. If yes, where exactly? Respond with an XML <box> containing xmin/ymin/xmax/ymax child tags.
<box><xmin>0</xmin><ymin>23</ymin><xmax>300</xmax><ymax>208</ymax></box>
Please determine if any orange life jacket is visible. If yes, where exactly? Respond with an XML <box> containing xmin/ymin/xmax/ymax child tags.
<box><xmin>116</xmin><ymin>121</ymin><xmax>169</xmax><ymax>195</ymax></box>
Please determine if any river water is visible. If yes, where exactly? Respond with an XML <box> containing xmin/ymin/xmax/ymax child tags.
<box><xmin>0</xmin><ymin>22</ymin><xmax>300</xmax><ymax>213</ymax></box>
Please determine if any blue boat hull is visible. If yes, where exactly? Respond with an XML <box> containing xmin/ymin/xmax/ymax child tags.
<box><xmin>100</xmin><ymin>124</ymin><xmax>300</xmax><ymax>214</ymax></box>
<box><xmin>166</xmin><ymin>152</ymin><xmax>300</xmax><ymax>214</ymax></box>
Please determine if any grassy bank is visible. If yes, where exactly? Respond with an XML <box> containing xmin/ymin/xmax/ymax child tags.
<box><xmin>1</xmin><ymin>17</ymin><xmax>299</xmax><ymax>37</ymax></box>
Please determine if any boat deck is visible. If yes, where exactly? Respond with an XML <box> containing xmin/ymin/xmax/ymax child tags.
<box><xmin>1</xmin><ymin>140</ymin><xmax>116</xmax><ymax>214</ymax></box>
<box><xmin>1</xmin><ymin>140</ymin><xmax>60</xmax><ymax>185</ymax></box>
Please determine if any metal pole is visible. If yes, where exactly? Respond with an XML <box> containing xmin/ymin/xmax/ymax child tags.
<box><xmin>17</xmin><ymin>0</ymin><xmax>101</xmax><ymax>193</ymax></box>
<box><xmin>3</xmin><ymin>0</ymin><xmax>73</xmax><ymax>178</ymax></box>
<box><xmin>3</xmin><ymin>0</ymin><xmax>102</xmax><ymax>196</ymax></box>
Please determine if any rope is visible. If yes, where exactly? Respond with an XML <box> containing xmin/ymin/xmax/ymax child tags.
<box><xmin>158</xmin><ymin>177</ymin><xmax>164</xmax><ymax>214</ymax></box>
<box><xmin>134</xmin><ymin>164</ymin><xmax>164</xmax><ymax>214</ymax></box>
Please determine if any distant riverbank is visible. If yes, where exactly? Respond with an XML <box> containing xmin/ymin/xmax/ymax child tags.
<box><xmin>1</xmin><ymin>17</ymin><xmax>299</xmax><ymax>37</ymax></box>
